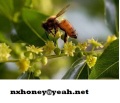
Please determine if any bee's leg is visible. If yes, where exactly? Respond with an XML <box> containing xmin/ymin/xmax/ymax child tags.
<box><xmin>54</xmin><ymin>27</ymin><xmax>57</xmax><ymax>35</ymax></box>
<box><xmin>54</xmin><ymin>25</ymin><xmax>58</xmax><ymax>35</ymax></box>
<box><xmin>64</xmin><ymin>32</ymin><xmax>68</xmax><ymax>42</ymax></box>
<box><xmin>48</xmin><ymin>29</ymin><xmax>55</xmax><ymax>36</ymax></box>
<box><xmin>45</xmin><ymin>30</ymin><xmax>54</xmax><ymax>40</ymax></box>
<box><xmin>54</xmin><ymin>20</ymin><xmax>59</xmax><ymax>34</ymax></box>
<box><xmin>55</xmin><ymin>27</ymin><xmax>58</xmax><ymax>34</ymax></box>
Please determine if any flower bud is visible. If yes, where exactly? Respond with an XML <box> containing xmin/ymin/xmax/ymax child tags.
<box><xmin>34</xmin><ymin>69</ymin><xmax>41</xmax><ymax>77</ymax></box>
<box><xmin>24</xmin><ymin>51</ymin><xmax>33</xmax><ymax>59</ymax></box>
<box><xmin>54</xmin><ymin>48</ymin><xmax>61</xmax><ymax>55</ymax></box>
<box><xmin>41</xmin><ymin>56</ymin><xmax>48</xmax><ymax>65</ymax></box>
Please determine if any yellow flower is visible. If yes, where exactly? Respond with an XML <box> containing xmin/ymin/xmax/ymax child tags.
<box><xmin>77</xmin><ymin>42</ymin><xmax>88</xmax><ymax>51</ymax></box>
<box><xmin>88</xmin><ymin>38</ymin><xmax>103</xmax><ymax>48</ymax></box>
<box><xmin>55</xmin><ymin>31</ymin><xmax>62</xmax><ymax>39</ymax></box>
<box><xmin>26</xmin><ymin>45</ymin><xmax>43</xmax><ymax>54</ymax></box>
<box><xmin>49</xmin><ymin>30</ymin><xmax>62</xmax><ymax>40</ymax></box>
<box><xmin>86</xmin><ymin>55</ymin><xmax>97</xmax><ymax>68</ymax></box>
<box><xmin>17</xmin><ymin>59</ymin><xmax>30</xmax><ymax>73</ymax></box>
<box><xmin>104</xmin><ymin>35</ymin><xmax>117</xmax><ymax>47</ymax></box>
<box><xmin>63</xmin><ymin>41</ymin><xmax>76</xmax><ymax>56</ymax></box>
<box><xmin>0</xmin><ymin>43</ymin><xmax>11</xmax><ymax>62</ymax></box>
<box><xmin>43</xmin><ymin>41</ymin><xmax>55</xmax><ymax>55</ymax></box>
<box><xmin>107</xmin><ymin>35</ymin><xmax>117</xmax><ymax>43</ymax></box>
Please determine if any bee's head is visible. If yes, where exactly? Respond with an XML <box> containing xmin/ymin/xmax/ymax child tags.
<box><xmin>42</xmin><ymin>22</ymin><xmax>48</xmax><ymax>30</ymax></box>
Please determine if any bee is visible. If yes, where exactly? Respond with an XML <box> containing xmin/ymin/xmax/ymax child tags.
<box><xmin>42</xmin><ymin>4</ymin><xmax>77</xmax><ymax>42</ymax></box>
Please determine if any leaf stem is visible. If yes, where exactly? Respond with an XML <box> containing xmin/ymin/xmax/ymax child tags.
<box><xmin>24</xmin><ymin>20</ymin><xmax>46</xmax><ymax>42</ymax></box>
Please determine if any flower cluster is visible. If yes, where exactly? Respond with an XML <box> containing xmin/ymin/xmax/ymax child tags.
<box><xmin>0</xmin><ymin>33</ymin><xmax>117</xmax><ymax>77</ymax></box>
<box><xmin>76</xmin><ymin>38</ymin><xmax>104</xmax><ymax>68</ymax></box>
<box><xmin>24</xmin><ymin>37</ymin><xmax>107</xmax><ymax>69</ymax></box>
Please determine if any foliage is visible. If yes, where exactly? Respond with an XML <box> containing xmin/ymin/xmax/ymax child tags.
<box><xmin>0</xmin><ymin>0</ymin><xmax>119</xmax><ymax>79</ymax></box>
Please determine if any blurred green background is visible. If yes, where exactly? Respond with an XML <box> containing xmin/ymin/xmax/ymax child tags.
<box><xmin>0</xmin><ymin>0</ymin><xmax>118</xmax><ymax>79</ymax></box>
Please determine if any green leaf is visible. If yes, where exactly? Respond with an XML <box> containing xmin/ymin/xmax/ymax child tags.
<box><xmin>62</xmin><ymin>58</ymin><xmax>86</xmax><ymax>79</ymax></box>
<box><xmin>18</xmin><ymin>72</ymin><xmax>29</xmax><ymax>79</ymax></box>
<box><xmin>89</xmin><ymin>39</ymin><xmax>119</xmax><ymax>79</ymax></box>
<box><xmin>0</xmin><ymin>15</ymin><xmax>12</xmax><ymax>34</ymax></box>
<box><xmin>13</xmin><ymin>0</ymin><xmax>31</xmax><ymax>12</ymax></box>
<box><xmin>10</xmin><ymin>32</ymin><xmax>21</xmax><ymax>43</ymax></box>
<box><xmin>15</xmin><ymin>21</ymin><xmax>45</xmax><ymax>46</ymax></box>
<box><xmin>0</xmin><ymin>0</ymin><xmax>32</xmax><ymax>20</ymax></box>
<box><xmin>21</xmin><ymin>8</ymin><xmax>48</xmax><ymax>46</ymax></box>
<box><xmin>0</xmin><ymin>0</ymin><xmax>14</xmax><ymax>20</ymax></box>
<box><xmin>104</xmin><ymin>0</ymin><xmax>119</xmax><ymax>36</ymax></box>
<box><xmin>78</xmin><ymin>64</ymin><xmax>89</xmax><ymax>79</ymax></box>
<box><xmin>0</xmin><ymin>32</ymin><xmax>10</xmax><ymax>43</ymax></box>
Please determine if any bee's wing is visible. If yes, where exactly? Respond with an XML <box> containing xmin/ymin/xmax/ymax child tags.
<box><xmin>55</xmin><ymin>4</ymin><xmax>70</xmax><ymax>18</ymax></box>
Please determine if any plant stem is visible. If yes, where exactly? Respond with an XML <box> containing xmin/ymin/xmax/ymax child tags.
<box><xmin>47</xmin><ymin>54</ymin><xmax>66</xmax><ymax>59</ymax></box>
<box><xmin>85</xmin><ymin>49</ymin><xmax>104</xmax><ymax>56</ymax></box>
<box><xmin>0</xmin><ymin>59</ymin><xmax>19</xmax><ymax>63</ymax></box>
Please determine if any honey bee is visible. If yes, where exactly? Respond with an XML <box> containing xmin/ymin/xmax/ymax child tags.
<box><xmin>42</xmin><ymin>4</ymin><xmax>77</xmax><ymax>42</ymax></box>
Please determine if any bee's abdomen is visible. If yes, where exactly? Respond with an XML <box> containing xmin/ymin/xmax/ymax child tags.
<box><xmin>59</xmin><ymin>19</ymin><xmax>77</xmax><ymax>38</ymax></box>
